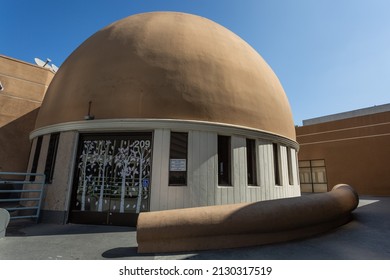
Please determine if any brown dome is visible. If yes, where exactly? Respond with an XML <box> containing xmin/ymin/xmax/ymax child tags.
<box><xmin>35</xmin><ymin>12</ymin><xmax>296</xmax><ymax>140</ymax></box>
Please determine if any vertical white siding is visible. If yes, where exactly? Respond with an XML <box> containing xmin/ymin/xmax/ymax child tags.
<box><xmin>33</xmin><ymin>125</ymin><xmax>300</xmax><ymax>215</ymax></box>
<box><xmin>150</xmin><ymin>128</ymin><xmax>300</xmax><ymax>212</ymax></box>
<box><xmin>291</xmin><ymin>149</ymin><xmax>299</xmax><ymax>186</ymax></box>
<box><xmin>151</xmin><ymin>129</ymin><xmax>219</xmax><ymax>211</ymax></box>
<box><xmin>150</xmin><ymin>129</ymin><xmax>169</xmax><ymax>211</ymax></box>
<box><xmin>193</xmin><ymin>131</ymin><xmax>217</xmax><ymax>207</ymax></box>
<box><xmin>206</xmin><ymin>132</ymin><xmax>217</xmax><ymax>206</ymax></box>
<box><xmin>50</xmin><ymin>131</ymin><xmax>78</xmax><ymax>211</ymax></box>
<box><xmin>258</xmin><ymin>140</ymin><xmax>272</xmax><ymax>200</ymax></box>
<box><xmin>30</xmin><ymin>132</ymin><xmax>78</xmax><ymax>212</ymax></box>
<box><xmin>232</xmin><ymin>136</ymin><xmax>246</xmax><ymax>203</ymax></box>
<box><xmin>279</xmin><ymin>145</ymin><xmax>288</xmax><ymax>198</ymax></box>
<box><xmin>190</xmin><ymin>131</ymin><xmax>201</xmax><ymax>207</ymax></box>
<box><xmin>188</xmin><ymin>131</ymin><xmax>217</xmax><ymax>207</ymax></box>
<box><xmin>291</xmin><ymin>148</ymin><xmax>301</xmax><ymax>196</ymax></box>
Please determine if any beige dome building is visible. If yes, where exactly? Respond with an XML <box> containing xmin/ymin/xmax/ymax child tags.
<box><xmin>28</xmin><ymin>12</ymin><xmax>300</xmax><ymax>225</ymax></box>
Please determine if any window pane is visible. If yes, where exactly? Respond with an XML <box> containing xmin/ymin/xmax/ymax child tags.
<box><xmin>169</xmin><ymin>132</ymin><xmax>188</xmax><ymax>186</ymax></box>
<box><xmin>246</xmin><ymin>139</ymin><xmax>257</xmax><ymax>186</ymax></box>
<box><xmin>44</xmin><ymin>133</ymin><xmax>60</xmax><ymax>184</ymax></box>
<box><xmin>299</xmin><ymin>167</ymin><xmax>312</xmax><ymax>183</ymax></box>
<box><xmin>311</xmin><ymin>167</ymin><xmax>327</xmax><ymax>183</ymax></box>
<box><xmin>218</xmin><ymin>135</ymin><xmax>231</xmax><ymax>186</ymax></box>
<box><xmin>273</xmin><ymin>143</ymin><xmax>281</xmax><ymax>185</ymax></box>
<box><xmin>299</xmin><ymin>160</ymin><xmax>310</xmax><ymax>168</ymax></box>
<box><xmin>311</xmin><ymin>159</ymin><xmax>325</xmax><ymax>167</ymax></box>
<box><xmin>299</xmin><ymin>159</ymin><xmax>328</xmax><ymax>193</ymax></box>
<box><xmin>301</xmin><ymin>183</ymin><xmax>313</xmax><ymax>193</ymax></box>
<box><xmin>287</xmin><ymin>147</ymin><xmax>294</xmax><ymax>185</ymax></box>
<box><xmin>313</xmin><ymin>183</ymin><xmax>328</xmax><ymax>192</ymax></box>
<box><xmin>30</xmin><ymin>136</ymin><xmax>43</xmax><ymax>181</ymax></box>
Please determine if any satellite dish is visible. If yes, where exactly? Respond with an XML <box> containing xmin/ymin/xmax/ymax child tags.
<box><xmin>34</xmin><ymin>57</ymin><xmax>54</xmax><ymax>71</ymax></box>
<box><xmin>34</xmin><ymin>57</ymin><xmax>46</xmax><ymax>67</ymax></box>
<box><xmin>51</xmin><ymin>64</ymin><xmax>59</xmax><ymax>72</ymax></box>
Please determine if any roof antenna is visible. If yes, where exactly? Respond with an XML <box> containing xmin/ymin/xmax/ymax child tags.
<box><xmin>84</xmin><ymin>101</ymin><xmax>95</xmax><ymax>120</ymax></box>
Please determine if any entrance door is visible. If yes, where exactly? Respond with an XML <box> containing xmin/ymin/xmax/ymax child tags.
<box><xmin>69</xmin><ymin>133</ymin><xmax>152</xmax><ymax>226</ymax></box>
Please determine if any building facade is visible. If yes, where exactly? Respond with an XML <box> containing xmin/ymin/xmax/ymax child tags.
<box><xmin>0</xmin><ymin>55</ymin><xmax>54</xmax><ymax>173</ymax></box>
<box><xmin>24</xmin><ymin>12</ymin><xmax>300</xmax><ymax>226</ymax></box>
<box><xmin>296</xmin><ymin>104</ymin><xmax>390</xmax><ymax>196</ymax></box>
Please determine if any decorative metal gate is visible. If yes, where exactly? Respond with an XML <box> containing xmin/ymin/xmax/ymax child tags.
<box><xmin>69</xmin><ymin>133</ymin><xmax>152</xmax><ymax>226</ymax></box>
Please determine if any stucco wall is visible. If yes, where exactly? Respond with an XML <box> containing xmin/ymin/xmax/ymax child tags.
<box><xmin>0</xmin><ymin>109</ymin><xmax>39</xmax><ymax>173</ymax></box>
<box><xmin>0</xmin><ymin>55</ymin><xmax>54</xmax><ymax>172</ymax></box>
<box><xmin>35</xmin><ymin>12</ymin><xmax>296</xmax><ymax>141</ymax></box>
<box><xmin>297</xmin><ymin>111</ymin><xmax>390</xmax><ymax>195</ymax></box>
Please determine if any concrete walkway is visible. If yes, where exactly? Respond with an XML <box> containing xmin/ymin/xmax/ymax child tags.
<box><xmin>0</xmin><ymin>195</ymin><xmax>389</xmax><ymax>260</ymax></box>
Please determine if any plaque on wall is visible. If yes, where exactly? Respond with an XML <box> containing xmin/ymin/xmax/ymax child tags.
<box><xmin>170</xmin><ymin>159</ymin><xmax>187</xmax><ymax>171</ymax></box>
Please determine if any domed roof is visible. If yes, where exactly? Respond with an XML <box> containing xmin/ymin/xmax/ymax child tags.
<box><xmin>35</xmin><ymin>12</ymin><xmax>296</xmax><ymax>140</ymax></box>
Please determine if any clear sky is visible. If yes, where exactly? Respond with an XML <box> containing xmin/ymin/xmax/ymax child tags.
<box><xmin>2</xmin><ymin>0</ymin><xmax>390</xmax><ymax>125</ymax></box>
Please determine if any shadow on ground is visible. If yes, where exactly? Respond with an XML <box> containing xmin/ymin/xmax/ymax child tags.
<box><xmin>1</xmin><ymin>196</ymin><xmax>389</xmax><ymax>260</ymax></box>
<box><xmin>6</xmin><ymin>221</ymin><xmax>135</xmax><ymax>237</ymax></box>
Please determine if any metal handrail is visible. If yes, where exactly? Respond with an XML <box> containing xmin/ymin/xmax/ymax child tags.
<box><xmin>0</xmin><ymin>171</ymin><xmax>46</xmax><ymax>221</ymax></box>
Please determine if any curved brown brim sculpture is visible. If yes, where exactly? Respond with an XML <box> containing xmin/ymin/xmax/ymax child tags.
<box><xmin>137</xmin><ymin>184</ymin><xmax>359</xmax><ymax>253</ymax></box>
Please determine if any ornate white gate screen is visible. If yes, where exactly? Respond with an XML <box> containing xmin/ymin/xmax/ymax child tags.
<box><xmin>70</xmin><ymin>133</ymin><xmax>152</xmax><ymax>225</ymax></box>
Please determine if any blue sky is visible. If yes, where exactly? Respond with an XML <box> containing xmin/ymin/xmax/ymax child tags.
<box><xmin>2</xmin><ymin>0</ymin><xmax>390</xmax><ymax>125</ymax></box>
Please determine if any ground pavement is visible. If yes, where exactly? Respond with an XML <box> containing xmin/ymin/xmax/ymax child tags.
<box><xmin>0</xmin><ymin>195</ymin><xmax>389</xmax><ymax>260</ymax></box>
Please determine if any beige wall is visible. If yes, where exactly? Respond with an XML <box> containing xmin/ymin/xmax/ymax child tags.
<box><xmin>296</xmin><ymin>111</ymin><xmax>390</xmax><ymax>196</ymax></box>
<box><xmin>0</xmin><ymin>108</ymin><xmax>39</xmax><ymax>173</ymax></box>
<box><xmin>0</xmin><ymin>55</ymin><xmax>54</xmax><ymax>172</ymax></box>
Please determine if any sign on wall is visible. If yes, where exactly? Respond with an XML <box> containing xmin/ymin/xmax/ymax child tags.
<box><xmin>170</xmin><ymin>159</ymin><xmax>187</xmax><ymax>171</ymax></box>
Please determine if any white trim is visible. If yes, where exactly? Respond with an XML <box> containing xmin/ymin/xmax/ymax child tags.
<box><xmin>302</xmin><ymin>103</ymin><xmax>390</xmax><ymax>125</ymax></box>
<box><xmin>0</xmin><ymin>92</ymin><xmax>42</xmax><ymax>103</ymax></box>
<box><xmin>299</xmin><ymin>132</ymin><xmax>390</xmax><ymax>146</ymax></box>
<box><xmin>297</xmin><ymin>121</ymin><xmax>390</xmax><ymax>138</ymax></box>
<box><xmin>30</xmin><ymin>119</ymin><xmax>299</xmax><ymax>149</ymax></box>
<box><xmin>0</xmin><ymin>71</ymin><xmax>51</xmax><ymax>87</ymax></box>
